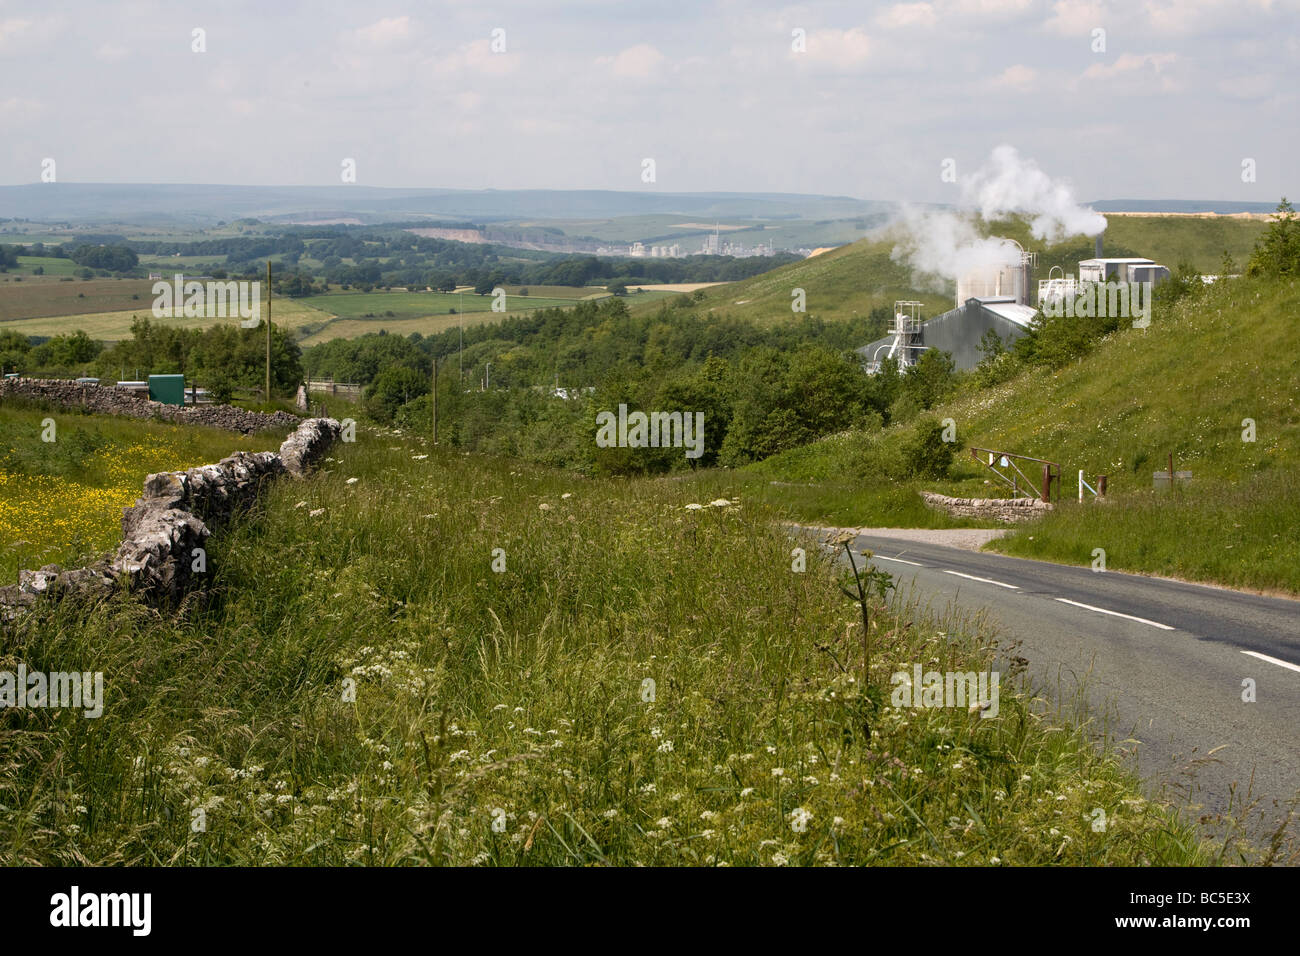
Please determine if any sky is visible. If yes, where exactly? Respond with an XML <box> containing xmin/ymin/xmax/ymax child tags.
<box><xmin>1</xmin><ymin>0</ymin><xmax>1296</xmax><ymax>203</ymax></box>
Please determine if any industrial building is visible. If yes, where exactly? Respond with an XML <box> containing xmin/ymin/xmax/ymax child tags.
<box><xmin>860</xmin><ymin>297</ymin><xmax>1037</xmax><ymax>372</ymax></box>
<box><xmin>860</xmin><ymin>233</ymin><xmax>1170</xmax><ymax>373</ymax></box>
<box><xmin>1078</xmin><ymin>257</ymin><xmax>1170</xmax><ymax>285</ymax></box>
<box><xmin>860</xmin><ymin>240</ymin><xmax>1037</xmax><ymax>373</ymax></box>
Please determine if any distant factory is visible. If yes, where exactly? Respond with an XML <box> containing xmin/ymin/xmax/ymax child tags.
<box><xmin>859</xmin><ymin>233</ymin><xmax>1171</xmax><ymax>373</ymax></box>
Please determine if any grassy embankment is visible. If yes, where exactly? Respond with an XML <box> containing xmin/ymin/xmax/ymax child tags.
<box><xmin>0</xmin><ymin>419</ymin><xmax>1227</xmax><ymax>865</ymax></box>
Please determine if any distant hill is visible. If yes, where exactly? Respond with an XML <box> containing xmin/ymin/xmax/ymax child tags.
<box><xmin>0</xmin><ymin>183</ymin><xmax>888</xmax><ymax>226</ymax></box>
<box><xmin>631</xmin><ymin>237</ymin><xmax>952</xmax><ymax>327</ymax></box>
<box><xmin>1088</xmin><ymin>199</ymin><xmax>1280</xmax><ymax>215</ymax></box>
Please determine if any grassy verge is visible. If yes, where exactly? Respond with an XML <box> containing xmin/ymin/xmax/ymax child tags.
<box><xmin>0</xmin><ymin>423</ymin><xmax>1220</xmax><ymax>865</ymax></box>
<box><xmin>0</xmin><ymin>400</ymin><xmax>291</xmax><ymax>582</ymax></box>
<box><xmin>991</xmin><ymin>471</ymin><xmax>1300</xmax><ymax>593</ymax></box>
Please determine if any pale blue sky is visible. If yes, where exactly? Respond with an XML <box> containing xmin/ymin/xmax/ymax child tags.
<box><xmin>1</xmin><ymin>0</ymin><xmax>1295</xmax><ymax>201</ymax></box>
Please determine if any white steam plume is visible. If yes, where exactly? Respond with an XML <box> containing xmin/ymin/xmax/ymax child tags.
<box><xmin>965</xmin><ymin>145</ymin><xmax>1107</xmax><ymax>242</ymax></box>
<box><xmin>889</xmin><ymin>145</ymin><xmax>1107</xmax><ymax>288</ymax></box>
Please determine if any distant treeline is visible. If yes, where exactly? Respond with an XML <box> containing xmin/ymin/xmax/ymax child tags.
<box><xmin>4</xmin><ymin>224</ymin><xmax>803</xmax><ymax>290</ymax></box>
<box><xmin>121</xmin><ymin>227</ymin><xmax>801</xmax><ymax>293</ymax></box>
<box><xmin>0</xmin><ymin>242</ymin><xmax>71</xmax><ymax>268</ymax></box>
<box><xmin>0</xmin><ymin>241</ymin><xmax>137</xmax><ymax>274</ymax></box>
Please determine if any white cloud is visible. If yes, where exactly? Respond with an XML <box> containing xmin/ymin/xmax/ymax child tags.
<box><xmin>944</xmin><ymin>0</ymin><xmax>1036</xmax><ymax>18</ymax></box>
<box><xmin>0</xmin><ymin>0</ymin><xmax>1292</xmax><ymax>200</ymax></box>
<box><xmin>1042</xmin><ymin>0</ymin><xmax>1110</xmax><ymax>36</ymax></box>
<box><xmin>1078</xmin><ymin>51</ymin><xmax>1181</xmax><ymax>93</ymax></box>
<box><xmin>435</xmin><ymin>39</ymin><xmax>520</xmax><ymax>78</ymax></box>
<box><xmin>875</xmin><ymin>3</ymin><xmax>938</xmax><ymax>29</ymax></box>
<box><xmin>1083</xmin><ymin>51</ymin><xmax>1177</xmax><ymax>79</ymax></box>
<box><xmin>1142</xmin><ymin>0</ymin><xmax>1285</xmax><ymax>36</ymax></box>
<box><xmin>802</xmin><ymin>28</ymin><xmax>872</xmax><ymax>65</ymax></box>
<box><xmin>595</xmin><ymin>43</ymin><xmax>666</xmax><ymax>80</ymax></box>
<box><xmin>990</xmin><ymin>64</ymin><xmax>1037</xmax><ymax>91</ymax></box>
<box><xmin>349</xmin><ymin>16</ymin><xmax>415</xmax><ymax>50</ymax></box>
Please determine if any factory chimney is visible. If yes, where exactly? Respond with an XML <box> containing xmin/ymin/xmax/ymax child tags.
<box><xmin>1095</xmin><ymin>232</ymin><xmax>1104</xmax><ymax>258</ymax></box>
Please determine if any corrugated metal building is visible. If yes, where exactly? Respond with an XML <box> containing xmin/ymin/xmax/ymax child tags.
<box><xmin>859</xmin><ymin>296</ymin><xmax>1037</xmax><ymax>372</ymax></box>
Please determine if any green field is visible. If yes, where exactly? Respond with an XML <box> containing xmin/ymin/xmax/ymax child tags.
<box><xmin>298</xmin><ymin>313</ymin><xmax>503</xmax><ymax>346</ymax></box>
<box><xmin>295</xmin><ymin>289</ymin><xmax>677</xmax><ymax>346</ymax></box>
<box><xmin>137</xmin><ymin>255</ymin><xmax>223</xmax><ymax>270</ymax></box>
<box><xmin>0</xmin><ymin>401</ymin><xmax>285</xmax><ymax>582</ymax></box>
<box><xmin>0</xmin><ymin>299</ymin><xmax>337</xmax><ymax>342</ymax></box>
<box><xmin>298</xmin><ymin>290</ymin><xmax>587</xmax><ymax>320</ymax></box>
<box><xmin>0</xmin><ymin>281</ymin><xmax>632</xmax><ymax>345</ymax></box>
<box><xmin>499</xmin><ymin>285</ymin><xmax>607</xmax><ymax>299</ymax></box>
<box><xmin>0</xmin><ymin>277</ymin><xmax>159</xmax><ymax>323</ymax></box>
<box><xmin>10</xmin><ymin>256</ymin><xmax>83</xmax><ymax>277</ymax></box>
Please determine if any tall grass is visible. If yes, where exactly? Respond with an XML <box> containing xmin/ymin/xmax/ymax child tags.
<box><xmin>0</xmin><ymin>423</ymin><xmax>1219</xmax><ymax>865</ymax></box>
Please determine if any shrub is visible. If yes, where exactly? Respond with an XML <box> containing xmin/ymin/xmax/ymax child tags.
<box><xmin>902</xmin><ymin>417</ymin><xmax>955</xmax><ymax>480</ymax></box>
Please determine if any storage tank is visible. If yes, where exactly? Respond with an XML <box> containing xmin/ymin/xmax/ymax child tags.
<box><xmin>956</xmin><ymin>245</ymin><xmax>1035</xmax><ymax>306</ymax></box>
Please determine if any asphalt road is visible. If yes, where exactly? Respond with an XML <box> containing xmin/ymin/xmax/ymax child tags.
<box><xmin>808</xmin><ymin>527</ymin><xmax>1300</xmax><ymax>845</ymax></box>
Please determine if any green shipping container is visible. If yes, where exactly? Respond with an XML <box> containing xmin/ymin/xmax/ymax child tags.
<box><xmin>148</xmin><ymin>374</ymin><xmax>187</xmax><ymax>406</ymax></box>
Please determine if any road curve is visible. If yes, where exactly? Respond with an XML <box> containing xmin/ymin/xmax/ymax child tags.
<box><xmin>799</xmin><ymin>526</ymin><xmax>1300</xmax><ymax>845</ymax></box>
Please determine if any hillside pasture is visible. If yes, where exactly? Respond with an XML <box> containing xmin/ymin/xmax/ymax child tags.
<box><xmin>0</xmin><ymin>298</ymin><xmax>336</xmax><ymax>342</ymax></box>
<box><xmin>0</xmin><ymin>277</ymin><xmax>159</xmax><ymax>322</ymax></box>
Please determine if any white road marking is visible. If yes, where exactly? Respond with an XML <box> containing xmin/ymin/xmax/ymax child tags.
<box><xmin>874</xmin><ymin>556</ymin><xmax>924</xmax><ymax>567</ymax></box>
<box><xmin>1241</xmin><ymin>650</ymin><xmax>1300</xmax><ymax>674</ymax></box>
<box><xmin>941</xmin><ymin>569</ymin><xmax>1020</xmax><ymax>590</ymax></box>
<box><xmin>1054</xmin><ymin>598</ymin><xmax>1174</xmax><ymax>630</ymax></box>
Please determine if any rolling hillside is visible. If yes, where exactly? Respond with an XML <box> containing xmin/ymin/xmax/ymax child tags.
<box><xmin>648</xmin><ymin>213</ymin><xmax>1269</xmax><ymax>328</ymax></box>
<box><xmin>633</xmin><ymin>238</ymin><xmax>952</xmax><ymax>326</ymax></box>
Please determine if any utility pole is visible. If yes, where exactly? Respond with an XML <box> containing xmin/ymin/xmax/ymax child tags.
<box><xmin>265</xmin><ymin>260</ymin><xmax>272</xmax><ymax>402</ymax></box>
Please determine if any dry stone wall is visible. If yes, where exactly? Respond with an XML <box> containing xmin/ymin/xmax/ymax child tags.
<box><xmin>0</xmin><ymin>418</ymin><xmax>341</xmax><ymax>622</ymax></box>
<box><xmin>921</xmin><ymin>491</ymin><xmax>1052</xmax><ymax>523</ymax></box>
<box><xmin>0</xmin><ymin>378</ymin><xmax>300</xmax><ymax>435</ymax></box>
